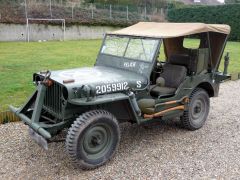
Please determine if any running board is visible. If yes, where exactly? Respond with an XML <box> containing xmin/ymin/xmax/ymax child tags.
<box><xmin>144</xmin><ymin>105</ymin><xmax>185</xmax><ymax>119</ymax></box>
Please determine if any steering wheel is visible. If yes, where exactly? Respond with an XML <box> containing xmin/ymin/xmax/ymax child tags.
<box><xmin>153</xmin><ymin>62</ymin><xmax>164</xmax><ymax>74</ymax></box>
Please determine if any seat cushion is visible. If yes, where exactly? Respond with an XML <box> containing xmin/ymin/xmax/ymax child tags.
<box><xmin>137</xmin><ymin>98</ymin><xmax>155</xmax><ymax>114</ymax></box>
<box><xmin>161</xmin><ymin>64</ymin><xmax>187</xmax><ymax>88</ymax></box>
<box><xmin>150</xmin><ymin>86</ymin><xmax>176</xmax><ymax>97</ymax></box>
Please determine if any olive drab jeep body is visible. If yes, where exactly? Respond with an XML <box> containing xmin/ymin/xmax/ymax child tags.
<box><xmin>10</xmin><ymin>22</ymin><xmax>231</xmax><ymax>169</ymax></box>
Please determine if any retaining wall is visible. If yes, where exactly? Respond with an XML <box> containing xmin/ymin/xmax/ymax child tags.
<box><xmin>0</xmin><ymin>23</ymin><xmax>119</xmax><ymax>41</ymax></box>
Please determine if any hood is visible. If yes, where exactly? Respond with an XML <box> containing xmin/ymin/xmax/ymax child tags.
<box><xmin>36</xmin><ymin>66</ymin><xmax>148</xmax><ymax>98</ymax></box>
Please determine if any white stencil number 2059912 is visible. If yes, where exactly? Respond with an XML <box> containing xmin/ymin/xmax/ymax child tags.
<box><xmin>96</xmin><ymin>82</ymin><xmax>128</xmax><ymax>94</ymax></box>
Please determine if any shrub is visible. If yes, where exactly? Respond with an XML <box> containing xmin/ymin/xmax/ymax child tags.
<box><xmin>167</xmin><ymin>4</ymin><xmax>240</xmax><ymax>41</ymax></box>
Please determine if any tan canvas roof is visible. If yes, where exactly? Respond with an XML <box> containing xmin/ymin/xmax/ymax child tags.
<box><xmin>109</xmin><ymin>22</ymin><xmax>231</xmax><ymax>38</ymax></box>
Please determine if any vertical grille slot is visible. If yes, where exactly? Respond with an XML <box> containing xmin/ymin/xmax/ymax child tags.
<box><xmin>43</xmin><ymin>82</ymin><xmax>63</xmax><ymax>119</ymax></box>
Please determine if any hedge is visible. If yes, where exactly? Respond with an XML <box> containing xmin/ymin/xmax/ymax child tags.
<box><xmin>167</xmin><ymin>4</ymin><xmax>240</xmax><ymax>41</ymax></box>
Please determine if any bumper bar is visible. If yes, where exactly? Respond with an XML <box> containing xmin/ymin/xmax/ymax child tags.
<box><xmin>9</xmin><ymin>105</ymin><xmax>51</xmax><ymax>139</ymax></box>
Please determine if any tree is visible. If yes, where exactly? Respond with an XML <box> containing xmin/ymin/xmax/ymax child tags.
<box><xmin>225</xmin><ymin>0</ymin><xmax>240</xmax><ymax>4</ymax></box>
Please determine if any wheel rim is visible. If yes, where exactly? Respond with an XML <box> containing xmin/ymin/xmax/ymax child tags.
<box><xmin>82</xmin><ymin>123</ymin><xmax>113</xmax><ymax>159</ymax></box>
<box><xmin>191</xmin><ymin>97</ymin><xmax>206</xmax><ymax>121</ymax></box>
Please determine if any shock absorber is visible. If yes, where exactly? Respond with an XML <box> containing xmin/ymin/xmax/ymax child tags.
<box><xmin>128</xmin><ymin>91</ymin><xmax>141</xmax><ymax>116</ymax></box>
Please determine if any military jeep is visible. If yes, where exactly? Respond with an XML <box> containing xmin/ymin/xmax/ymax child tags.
<box><xmin>10</xmin><ymin>22</ymin><xmax>231</xmax><ymax>169</ymax></box>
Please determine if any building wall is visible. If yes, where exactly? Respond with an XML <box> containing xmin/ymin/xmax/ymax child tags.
<box><xmin>0</xmin><ymin>23</ymin><xmax>119</xmax><ymax>42</ymax></box>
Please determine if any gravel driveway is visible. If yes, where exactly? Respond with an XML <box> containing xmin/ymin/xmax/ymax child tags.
<box><xmin>1</xmin><ymin>80</ymin><xmax>240</xmax><ymax>179</ymax></box>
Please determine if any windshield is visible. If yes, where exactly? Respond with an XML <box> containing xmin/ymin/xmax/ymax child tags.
<box><xmin>101</xmin><ymin>35</ymin><xmax>159</xmax><ymax>62</ymax></box>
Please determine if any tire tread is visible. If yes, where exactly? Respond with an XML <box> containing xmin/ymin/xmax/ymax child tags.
<box><xmin>65</xmin><ymin>110</ymin><xmax>120</xmax><ymax>170</ymax></box>
<box><xmin>181</xmin><ymin>88</ymin><xmax>209</xmax><ymax>131</ymax></box>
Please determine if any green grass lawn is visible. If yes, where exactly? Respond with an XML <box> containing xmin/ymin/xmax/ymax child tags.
<box><xmin>0</xmin><ymin>39</ymin><xmax>239</xmax><ymax>111</ymax></box>
<box><xmin>0</xmin><ymin>40</ymin><xmax>101</xmax><ymax>111</ymax></box>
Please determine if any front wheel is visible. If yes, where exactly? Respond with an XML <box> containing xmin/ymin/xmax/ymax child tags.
<box><xmin>66</xmin><ymin>110</ymin><xmax>120</xmax><ymax>170</ymax></box>
<box><xmin>181</xmin><ymin>88</ymin><xmax>210</xmax><ymax>130</ymax></box>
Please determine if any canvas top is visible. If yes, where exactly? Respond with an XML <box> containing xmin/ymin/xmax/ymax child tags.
<box><xmin>109</xmin><ymin>22</ymin><xmax>231</xmax><ymax>38</ymax></box>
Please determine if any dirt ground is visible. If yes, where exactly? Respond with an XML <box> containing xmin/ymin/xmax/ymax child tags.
<box><xmin>1</xmin><ymin>80</ymin><xmax>240</xmax><ymax>179</ymax></box>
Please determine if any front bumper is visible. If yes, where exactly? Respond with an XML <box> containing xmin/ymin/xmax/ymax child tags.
<box><xmin>9</xmin><ymin>105</ymin><xmax>51</xmax><ymax>139</ymax></box>
<box><xmin>9</xmin><ymin>83</ymin><xmax>52</xmax><ymax>140</ymax></box>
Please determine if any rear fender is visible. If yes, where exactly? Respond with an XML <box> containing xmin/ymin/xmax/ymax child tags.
<box><xmin>196</xmin><ymin>81</ymin><xmax>217</xmax><ymax>97</ymax></box>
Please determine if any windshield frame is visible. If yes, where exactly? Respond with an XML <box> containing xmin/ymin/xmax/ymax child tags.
<box><xmin>99</xmin><ymin>34</ymin><xmax>161</xmax><ymax>64</ymax></box>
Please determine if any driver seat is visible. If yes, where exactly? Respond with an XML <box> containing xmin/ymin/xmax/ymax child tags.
<box><xmin>150</xmin><ymin>55</ymin><xmax>189</xmax><ymax>97</ymax></box>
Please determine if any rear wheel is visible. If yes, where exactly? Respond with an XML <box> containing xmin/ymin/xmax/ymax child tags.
<box><xmin>66</xmin><ymin>110</ymin><xmax>120</xmax><ymax>169</ymax></box>
<box><xmin>181</xmin><ymin>88</ymin><xmax>210</xmax><ymax>130</ymax></box>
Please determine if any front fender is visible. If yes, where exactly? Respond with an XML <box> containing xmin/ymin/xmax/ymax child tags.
<box><xmin>68</xmin><ymin>92</ymin><xmax>142</xmax><ymax>124</ymax></box>
<box><xmin>68</xmin><ymin>93</ymin><xmax>130</xmax><ymax>106</ymax></box>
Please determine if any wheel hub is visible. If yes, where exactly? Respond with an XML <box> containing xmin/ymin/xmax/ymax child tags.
<box><xmin>194</xmin><ymin>105</ymin><xmax>201</xmax><ymax>114</ymax></box>
<box><xmin>191</xmin><ymin>98</ymin><xmax>205</xmax><ymax>120</ymax></box>
<box><xmin>91</xmin><ymin>135</ymin><xmax>103</xmax><ymax>146</ymax></box>
<box><xmin>82</xmin><ymin>124</ymin><xmax>113</xmax><ymax>159</ymax></box>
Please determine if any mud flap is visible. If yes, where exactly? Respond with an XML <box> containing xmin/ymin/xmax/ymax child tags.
<box><xmin>29</xmin><ymin>128</ymin><xmax>48</xmax><ymax>150</ymax></box>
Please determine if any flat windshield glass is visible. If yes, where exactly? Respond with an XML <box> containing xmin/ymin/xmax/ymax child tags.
<box><xmin>101</xmin><ymin>36</ymin><xmax>129</xmax><ymax>56</ymax></box>
<box><xmin>125</xmin><ymin>38</ymin><xmax>158</xmax><ymax>62</ymax></box>
<box><xmin>101</xmin><ymin>35</ymin><xmax>159</xmax><ymax>62</ymax></box>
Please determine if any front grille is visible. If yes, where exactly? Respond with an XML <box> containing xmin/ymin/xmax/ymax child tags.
<box><xmin>43</xmin><ymin>82</ymin><xmax>63</xmax><ymax>119</ymax></box>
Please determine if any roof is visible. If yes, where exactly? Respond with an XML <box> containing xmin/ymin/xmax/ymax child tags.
<box><xmin>109</xmin><ymin>22</ymin><xmax>231</xmax><ymax>38</ymax></box>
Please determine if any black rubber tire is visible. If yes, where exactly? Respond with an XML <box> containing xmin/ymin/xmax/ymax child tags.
<box><xmin>65</xmin><ymin>110</ymin><xmax>120</xmax><ymax>170</ymax></box>
<box><xmin>181</xmin><ymin>88</ymin><xmax>210</xmax><ymax>130</ymax></box>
